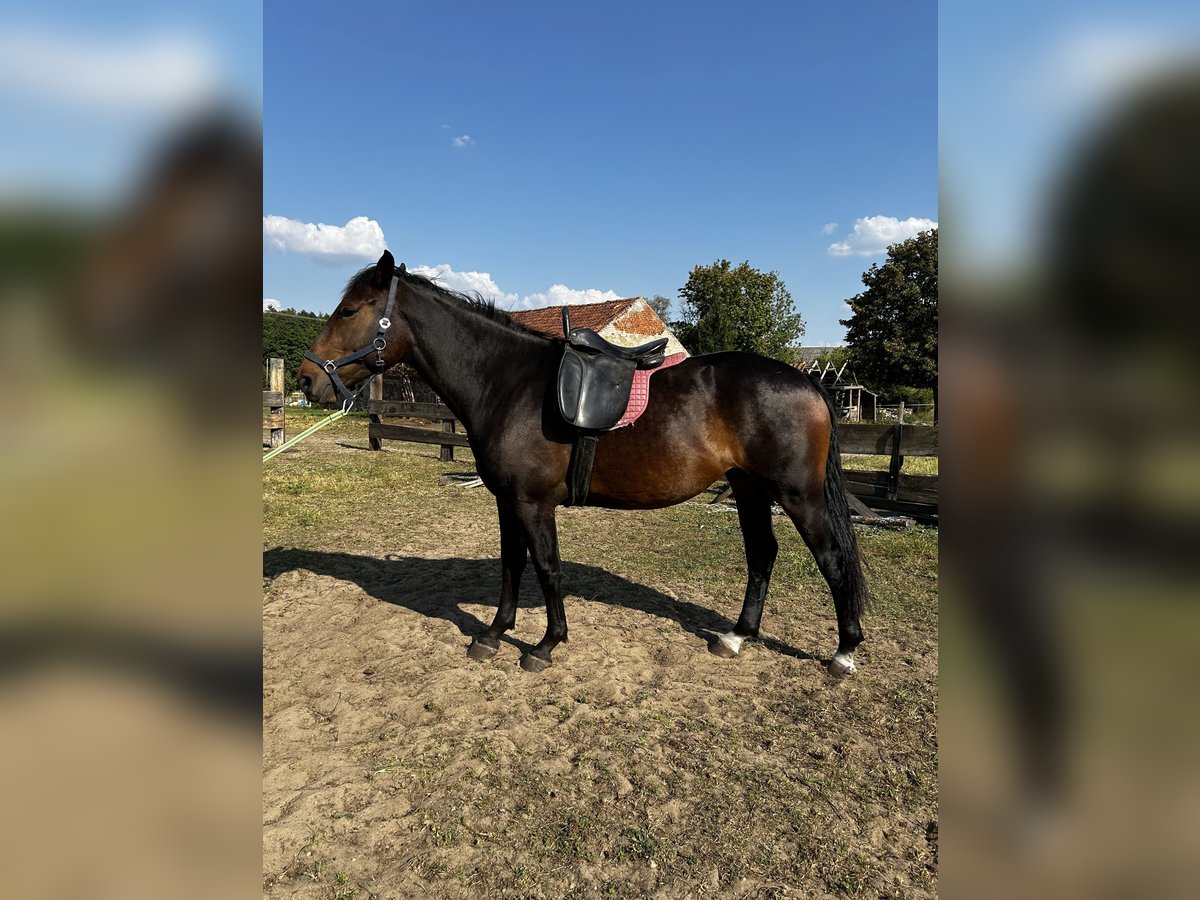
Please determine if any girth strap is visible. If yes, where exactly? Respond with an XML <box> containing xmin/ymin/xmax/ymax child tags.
<box><xmin>565</xmin><ymin>434</ymin><xmax>599</xmax><ymax>506</ymax></box>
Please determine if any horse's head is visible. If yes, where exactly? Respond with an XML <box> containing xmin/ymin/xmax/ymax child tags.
<box><xmin>298</xmin><ymin>249</ymin><xmax>414</xmax><ymax>405</ymax></box>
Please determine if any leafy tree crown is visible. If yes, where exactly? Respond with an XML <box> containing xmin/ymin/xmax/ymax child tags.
<box><xmin>676</xmin><ymin>259</ymin><xmax>804</xmax><ymax>359</ymax></box>
<box><xmin>840</xmin><ymin>229</ymin><xmax>937</xmax><ymax>396</ymax></box>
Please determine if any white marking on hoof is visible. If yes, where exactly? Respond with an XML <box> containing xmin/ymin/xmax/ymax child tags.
<box><xmin>718</xmin><ymin>632</ymin><xmax>744</xmax><ymax>655</ymax></box>
<box><xmin>828</xmin><ymin>651</ymin><xmax>856</xmax><ymax>677</ymax></box>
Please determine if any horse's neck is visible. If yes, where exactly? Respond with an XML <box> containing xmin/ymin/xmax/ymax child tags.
<box><xmin>401</xmin><ymin>291</ymin><xmax>547</xmax><ymax>431</ymax></box>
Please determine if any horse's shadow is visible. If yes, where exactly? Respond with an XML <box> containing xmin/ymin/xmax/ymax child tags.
<box><xmin>262</xmin><ymin>547</ymin><xmax>817</xmax><ymax>662</ymax></box>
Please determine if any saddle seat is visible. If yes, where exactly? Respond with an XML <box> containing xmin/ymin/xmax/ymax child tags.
<box><xmin>565</xmin><ymin>328</ymin><xmax>668</xmax><ymax>366</ymax></box>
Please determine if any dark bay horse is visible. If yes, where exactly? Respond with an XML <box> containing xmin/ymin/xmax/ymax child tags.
<box><xmin>298</xmin><ymin>250</ymin><xmax>869</xmax><ymax>675</ymax></box>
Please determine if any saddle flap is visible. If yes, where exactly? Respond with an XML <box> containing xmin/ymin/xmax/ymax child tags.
<box><xmin>557</xmin><ymin>346</ymin><xmax>637</xmax><ymax>431</ymax></box>
<box><xmin>557</xmin><ymin>350</ymin><xmax>585</xmax><ymax>426</ymax></box>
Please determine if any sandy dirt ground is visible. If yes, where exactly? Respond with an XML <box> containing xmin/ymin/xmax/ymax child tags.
<box><xmin>264</xmin><ymin>425</ymin><xmax>938</xmax><ymax>898</ymax></box>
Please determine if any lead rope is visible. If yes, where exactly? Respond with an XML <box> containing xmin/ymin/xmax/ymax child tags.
<box><xmin>263</xmin><ymin>397</ymin><xmax>354</xmax><ymax>462</ymax></box>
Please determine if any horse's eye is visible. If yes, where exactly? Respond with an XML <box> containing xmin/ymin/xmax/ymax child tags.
<box><xmin>341</xmin><ymin>307</ymin><xmax>358</xmax><ymax>318</ymax></box>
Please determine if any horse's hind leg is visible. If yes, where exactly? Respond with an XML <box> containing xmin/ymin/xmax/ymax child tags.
<box><xmin>709</xmin><ymin>469</ymin><xmax>778</xmax><ymax>659</ymax></box>
<box><xmin>780</xmin><ymin>490</ymin><xmax>865</xmax><ymax>675</ymax></box>
<box><xmin>469</xmin><ymin>498</ymin><xmax>527</xmax><ymax>660</ymax></box>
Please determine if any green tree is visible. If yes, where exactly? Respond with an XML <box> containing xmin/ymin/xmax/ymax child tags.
<box><xmin>677</xmin><ymin>260</ymin><xmax>804</xmax><ymax>359</ymax></box>
<box><xmin>840</xmin><ymin>229</ymin><xmax>938</xmax><ymax>418</ymax></box>
<box><xmin>647</xmin><ymin>294</ymin><xmax>672</xmax><ymax>321</ymax></box>
<box><xmin>263</xmin><ymin>310</ymin><xmax>328</xmax><ymax>392</ymax></box>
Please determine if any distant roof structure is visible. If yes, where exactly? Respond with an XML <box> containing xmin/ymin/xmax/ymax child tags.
<box><xmin>509</xmin><ymin>298</ymin><xmax>639</xmax><ymax>338</ymax></box>
<box><xmin>510</xmin><ymin>297</ymin><xmax>689</xmax><ymax>356</ymax></box>
<box><xmin>808</xmin><ymin>359</ymin><xmax>850</xmax><ymax>387</ymax></box>
<box><xmin>801</xmin><ymin>359</ymin><xmax>875</xmax><ymax>393</ymax></box>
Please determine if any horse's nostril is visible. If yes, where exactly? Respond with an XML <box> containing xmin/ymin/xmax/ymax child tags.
<box><xmin>299</xmin><ymin>374</ymin><xmax>313</xmax><ymax>392</ymax></box>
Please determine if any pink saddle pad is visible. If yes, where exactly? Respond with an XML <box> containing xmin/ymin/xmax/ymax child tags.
<box><xmin>614</xmin><ymin>352</ymin><xmax>688</xmax><ymax>429</ymax></box>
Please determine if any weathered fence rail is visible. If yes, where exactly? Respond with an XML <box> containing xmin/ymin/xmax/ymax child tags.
<box><xmin>839</xmin><ymin>422</ymin><xmax>938</xmax><ymax>521</ymax></box>
<box><xmin>367</xmin><ymin>377</ymin><xmax>461</xmax><ymax>460</ymax></box>
<box><xmin>263</xmin><ymin>358</ymin><xmax>285</xmax><ymax>448</ymax></box>
<box><xmin>837</xmin><ymin>422</ymin><xmax>938</xmax><ymax>456</ymax></box>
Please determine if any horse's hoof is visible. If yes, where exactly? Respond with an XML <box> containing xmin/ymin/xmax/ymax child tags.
<box><xmin>707</xmin><ymin>637</ymin><xmax>739</xmax><ymax>659</ymax></box>
<box><xmin>519</xmin><ymin>652</ymin><xmax>551</xmax><ymax>673</ymax></box>
<box><xmin>708</xmin><ymin>631</ymin><xmax>744</xmax><ymax>659</ymax></box>
<box><xmin>468</xmin><ymin>637</ymin><xmax>499</xmax><ymax>660</ymax></box>
<box><xmin>827</xmin><ymin>651</ymin><xmax>857</xmax><ymax>677</ymax></box>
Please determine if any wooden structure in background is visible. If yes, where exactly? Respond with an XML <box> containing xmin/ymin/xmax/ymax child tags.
<box><xmin>805</xmin><ymin>360</ymin><xmax>877</xmax><ymax>422</ymax></box>
<box><xmin>838</xmin><ymin>422</ymin><xmax>938</xmax><ymax>521</ymax></box>
<box><xmin>368</xmin><ymin>375</ymin><xmax>464</xmax><ymax>461</ymax></box>
<box><xmin>263</xmin><ymin>358</ymin><xmax>285</xmax><ymax>448</ymax></box>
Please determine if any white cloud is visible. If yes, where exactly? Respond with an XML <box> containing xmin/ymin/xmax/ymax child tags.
<box><xmin>263</xmin><ymin>215</ymin><xmax>386</xmax><ymax>267</ymax></box>
<box><xmin>820</xmin><ymin>222</ymin><xmax>838</xmax><ymax>235</ymax></box>
<box><xmin>827</xmin><ymin>215</ymin><xmax>937</xmax><ymax>256</ymax></box>
<box><xmin>0</xmin><ymin>29</ymin><xmax>220</xmax><ymax>112</ymax></box>
<box><xmin>263</xmin><ymin>298</ymin><xmax>281</xmax><ymax>312</ymax></box>
<box><xmin>411</xmin><ymin>264</ymin><xmax>518</xmax><ymax>306</ymax></box>
<box><xmin>451</xmin><ymin>134</ymin><xmax>474</xmax><ymax>148</ymax></box>
<box><xmin>517</xmin><ymin>285</ymin><xmax>624</xmax><ymax>310</ymax></box>
<box><xmin>409</xmin><ymin>263</ymin><xmax>623</xmax><ymax>311</ymax></box>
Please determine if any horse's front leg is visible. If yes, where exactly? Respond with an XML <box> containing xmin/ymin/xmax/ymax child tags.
<box><xmin>514</xmin><ymin>501</ymin><xmax>567</xmax><ymax>673</ymax></box>
<box><xmin>469</xmin><ymin>498</ymin><xmax>527</xmax><ymax>660</ymax></box>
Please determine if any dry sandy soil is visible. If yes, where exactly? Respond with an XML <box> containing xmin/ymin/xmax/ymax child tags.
<box><xmin>263</xmin><ymin>417</ymin><xmax>938</xmax><ymax>898</ymax></box>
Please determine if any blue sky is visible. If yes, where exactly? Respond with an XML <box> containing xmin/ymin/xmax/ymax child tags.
<box><xmin>264</xmin><ymin>0</ymin><xmax>937</xmax><ymax>344</ymax></box>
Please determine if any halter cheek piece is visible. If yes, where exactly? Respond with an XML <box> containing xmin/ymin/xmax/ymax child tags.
<box><xmin>304</xmin><ymin>271</ymin><xmax>400</xmax><ymax>407</ymax></box>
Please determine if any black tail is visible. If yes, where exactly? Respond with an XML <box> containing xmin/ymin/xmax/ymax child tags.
<box><xmin>808</xmin><ymin>374</ymin><xmax>871</xmax><ymax>618</ymax></box>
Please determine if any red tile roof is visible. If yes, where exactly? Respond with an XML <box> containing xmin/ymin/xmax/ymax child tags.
<box><xmin>509</xmin><ymin>298</ymin><xmax>640</xmax><ymax>338</ymax></box>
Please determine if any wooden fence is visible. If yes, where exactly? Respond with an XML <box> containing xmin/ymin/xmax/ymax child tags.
<box><xmin>838</xmin><ymin>422</ymin><xmax>937</xmax><ymax>521</ymax></box>
<box><xmin>367</xmin><ymin>377</ymin><xmax>463</xmax><ymax>460</ymax></box>
<box><xmin>263</xmin><ymin>358</ymin><xmax>285</xmax><ymax>448</ymax></box>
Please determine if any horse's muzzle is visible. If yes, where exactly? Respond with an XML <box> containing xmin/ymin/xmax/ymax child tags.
<box><xmin>296</xmin><ymin>360</ymin><xmax>332</xmax><ymax>405</ymax></box>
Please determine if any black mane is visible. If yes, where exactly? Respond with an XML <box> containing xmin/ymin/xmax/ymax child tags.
<box><xmin>343</xmin><ymin>264</ymin><xmax>543</xmax><ymax>340</ymax></box>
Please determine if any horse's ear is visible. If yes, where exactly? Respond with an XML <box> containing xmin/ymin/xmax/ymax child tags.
<box><xmin>372</xmin><ymin>249</ymin><xmax>395</xmax><ymax>288</ymax></box>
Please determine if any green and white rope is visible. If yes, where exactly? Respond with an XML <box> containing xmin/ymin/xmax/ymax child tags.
<box><xmin>263</xmin><ymin>405</ymin><xmax>350</xmax><ymax>462</ymax></box>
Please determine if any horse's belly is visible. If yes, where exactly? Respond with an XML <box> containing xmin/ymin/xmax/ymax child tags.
<box><xmin>586</xmin><ymin>427</ymin><xmax>732</xmax><ymax>510</ymax></box>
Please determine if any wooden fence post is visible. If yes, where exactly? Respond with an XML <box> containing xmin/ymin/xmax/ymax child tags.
<box><xmin>266</xmin><ymin>358</ymin><xmax>285</xmax><ymax>448</ymax></box>
<box><xmin>887</xmin><ymin>404</ymin><xmax>905</xmax><ymax>501</ymax></box>
<box><xmin>369</xmin><ymin>375</ymin><xmax>383</xmax><ymax>451</ymax></box>
<box><xmin>440</xmin><ymin>420</ymin><xmax>456</xmax><ymax>462</ymax></box>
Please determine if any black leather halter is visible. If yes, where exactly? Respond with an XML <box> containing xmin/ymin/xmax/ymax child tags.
<box><xmin>304</xmin><ymin>272</ymin><xmax>400</xmax><ymax>407</ymax></box>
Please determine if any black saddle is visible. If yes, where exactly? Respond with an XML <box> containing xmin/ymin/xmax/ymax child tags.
<box><xmin>555</xmin><ymin>309</ymin><xmax>668</xmax><ymax>505</ymax></box>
